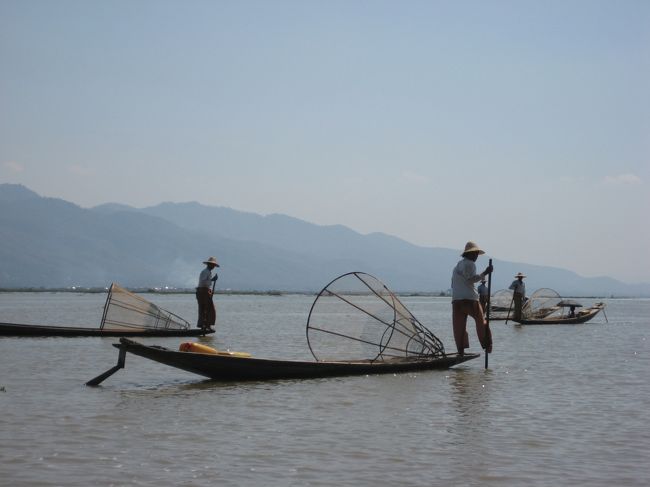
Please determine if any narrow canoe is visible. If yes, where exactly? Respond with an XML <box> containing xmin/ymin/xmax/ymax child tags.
<box><xmin>103</xmin><ymin>337</ymin><xmax>479</xmax><ymax>382</ymax></box>
<box><xmin>0</xmin><ymin>322</ymin><xmax>213</xmax><ymax>337</ymax></box>
<box><xmin>515</xmin><ymin>304</ymin><xmax>605</xmax><ymax>325</ymax></box>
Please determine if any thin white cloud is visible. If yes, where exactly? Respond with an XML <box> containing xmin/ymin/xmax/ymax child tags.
<box><xmin>603</xmin><ymin>173</ymin><xmax>642</xmax><ymax>185</ymax></box>
<box><xmin>2</xmin><ymin>161</ymin><xmax>24</xmax><ymax>173</ymax></box>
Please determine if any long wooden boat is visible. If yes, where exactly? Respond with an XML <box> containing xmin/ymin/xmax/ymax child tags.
<box><xmin>1</xmin><ymin>283</ymin><xmax>211</xmax><ymax>337</ymax></box>
<box><xmin>87</xmin><ymin>338</ymin><xmax>479</xmax><ymax>385</ymax></box>
<box><xmin>0</xmin><ymin>322</ymin><xmax>213</xmax><ymax>337</ymax></box>
<box><xmin>515</xmin><ymin>303</ymin><xmax>606</xmax><ymax>325</ymax></box>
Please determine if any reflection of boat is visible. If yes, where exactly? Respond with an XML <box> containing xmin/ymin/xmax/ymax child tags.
<box><xmin>516</xmin><ymin>302</ymin><xmax>606</xmax><ymax>325</ymax></box>
<box><xmin>88</xmin><ymin>272</ymin><xmax>479</xmax><ymax>386</ymax></box>
<box><xmin>88</xmin><ymin>337</ymin><xmax>477</xmax><ymax>384</ymax></box>
<box><xmin>0</xmin><ymin>284</ymin><xmax>211</xmax><ymax>337</ymax></box>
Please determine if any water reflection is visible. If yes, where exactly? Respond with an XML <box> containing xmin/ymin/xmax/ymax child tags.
<box><xmin>449</xmin><ymin>367</ymin><xmax>494</xmax><ymax>420</ymax></box>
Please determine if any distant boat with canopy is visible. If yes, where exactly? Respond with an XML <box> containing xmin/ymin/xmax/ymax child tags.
<box><xmin>488</xmin><ymin>287</ymin><xmax>606</xmax><ymax>325</ymax></box>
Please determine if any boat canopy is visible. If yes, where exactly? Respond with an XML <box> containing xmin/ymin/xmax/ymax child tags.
<box><xmin>306</xmin><ymin>272</ymin><xmax>445</xmax><ymax>362</ymax></box>
<box><xmin>100</xmin><ymin>283</ymin><xmax>191</xmax><ymax>331</ymax></box>
<box><xmin>557</xmin><ymin>299</ymin><xmax>583</xmax><ymax>307</ymax></box>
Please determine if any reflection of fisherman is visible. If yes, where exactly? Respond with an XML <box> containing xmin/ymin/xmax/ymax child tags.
<box><xmin>196</xmin><ymin>256</ymin><xmax>219</xmax><ymax>332</ymax></box>
<box><xmin>477</xmin><ymin>278</ymin><xmax>489</xmax><ymax>313</ymax></box>
<box><xmin>509</xmin><ymin>272</ymin><xmax>526</xmax><ymax>320</ymax></box>
<box><xmin>451</xmin><ymin>241</ymin><xmax>493</xmax><ymax>356</ymax></box>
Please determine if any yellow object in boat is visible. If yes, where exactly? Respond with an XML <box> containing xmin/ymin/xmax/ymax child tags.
<box><xmin>179</xmin><ymin>342</ymin><xmax>251</xmax><ymax>358</ymax></box>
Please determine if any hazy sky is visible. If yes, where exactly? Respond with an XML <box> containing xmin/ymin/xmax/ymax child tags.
<box><xmin>1</xmin><ymin>0</ymin><xmax>649</xmax><ymax>283</ymax></box>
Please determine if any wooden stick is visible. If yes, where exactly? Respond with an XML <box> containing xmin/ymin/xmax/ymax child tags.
<box><xmin>485</xmin><ymin>258</ymin><xmax>493</xmax><ymax>370</ymax></box>
<box><xmin>86</xmin><ymin>345</ymin><xmax>127</xmax><ymax>386</ymax></box>
<box><xmin>505</xmin><ymin>295</ymin><xmax>514</xmax><ymax>324</ymax></box>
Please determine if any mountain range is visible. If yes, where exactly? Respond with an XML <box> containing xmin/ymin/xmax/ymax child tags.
<box><xmin>1</xmin><ymin>183</ymin><xmax>648</xmax><ymax>296</ymax></box>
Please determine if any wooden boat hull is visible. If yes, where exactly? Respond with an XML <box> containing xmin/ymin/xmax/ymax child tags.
<box><xmin>0</xmin><ymin>322</ymin><xmax>213</xmax><ymax>337</ymax></box>
<box><xmin>515</xmin><ymin>305</ymin><xmax>604</xmax><ymax>325</ymax></box>
<box><xmin>114</xmin><ymin>338</ymin><xmax>479</xmax><ymax>381</ymax></box>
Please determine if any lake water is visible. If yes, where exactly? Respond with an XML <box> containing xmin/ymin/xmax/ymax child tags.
<box><xmin>1</xmin><ymin>293</ymin><xmax>648</xmax><ymax>486</ymax></box>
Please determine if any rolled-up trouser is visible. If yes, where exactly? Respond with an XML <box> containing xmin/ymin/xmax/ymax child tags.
<box><xmin>452</xmin><ymin>299</ymin><xmax>491</xmax><ymax>355</ymax></box>
<box><xmin>195</xmin><ymin>287</ymin><xmax>216</xmax><ymax>328</ymax></box>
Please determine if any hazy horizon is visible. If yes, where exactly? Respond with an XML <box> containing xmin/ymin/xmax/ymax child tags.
<box><xmin>1</xmin><ymin>1</ymin><xmax>648</xmax><ymax>283</ymax></box>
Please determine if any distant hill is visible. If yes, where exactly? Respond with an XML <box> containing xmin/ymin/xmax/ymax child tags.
<box><xmin>1</xmin><ymin>183</ymin><xmax>649</xmax><ymax>296</ymax></box>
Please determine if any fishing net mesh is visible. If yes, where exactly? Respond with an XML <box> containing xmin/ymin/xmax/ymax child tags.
<box><xmin>306</xmin><ymin>272</ymin><xmax>445</xmax><ymax>362</ymax></box>
<box><xmin>100</xmin><ymin>283</ymin><xmax>191</xmax><ymax>331</ymax></box>
<box><xmin>489</xmin><ymin>289</ymin><xmax>514</xmax><ymax>319</ymax></box>
<box><xmin>523</xmin><ymin>288</ymin><xmax>562</xmax><ymax>320</ymax></box>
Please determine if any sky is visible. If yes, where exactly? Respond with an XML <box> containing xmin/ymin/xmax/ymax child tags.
<box><xmin>1</xmin><ymin>0</ymin><xmax>649</xmax><ymax>283</ymax></box>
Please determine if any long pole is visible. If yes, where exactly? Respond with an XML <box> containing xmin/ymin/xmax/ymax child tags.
<box><xmin>211</xmin><ymin>271</ymin><xmax>219</xmax><ymax>293</ymax></box>
<box><xmin>505</xmin><ymin>295</ymin><xmax>514</xmax><ymax>325</ymax></box>
<box><xmin>485</xmin><ymin>258</ymin><xmax>493</xmax><ymax>369</ymax></box>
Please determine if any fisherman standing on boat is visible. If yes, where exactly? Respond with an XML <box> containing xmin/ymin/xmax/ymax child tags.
<box><xmin>451</xmin><ymin>242</ymin><xmax>493</xmax><ymax>356</ymax></box>
<box><xmin>196</xmin><ymin>257</ymin><xmax>219</xmax><ymax>332</ymax></box>
<box><xmin>509</xmin><ymin>272</ymin><xmax>526</xmax><ymax>321</ymax></box>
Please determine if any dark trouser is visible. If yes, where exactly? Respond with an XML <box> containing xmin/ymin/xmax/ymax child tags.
<box><xmin>452</xmin><ymin>299</ymin><xmax>492</xmax><ymax>355</ymax></box>
<box><xmin>196</xmin><ymin>287</ymin><xmax>216</xmax><ymax>329</ymax></box>
<box><xmin>513</xmin><ymin>293</ymin><xmax>523</xmax><ymax>320</ymax></box>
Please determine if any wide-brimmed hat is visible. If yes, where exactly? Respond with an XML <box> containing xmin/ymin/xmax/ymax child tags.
<box><xmin>203</xmin><ymin>256</ymin><xmax>220</xmax><ymax>267</ymax></box>
<box><xmin>514</xmin><ymin>272</ymin><xmax>526</xmax><ymax>278</ymax></box>
<box><xmin>461</xmin><ymin>241</ymin><xmax>485</xmax><ymax>256</ymax></box>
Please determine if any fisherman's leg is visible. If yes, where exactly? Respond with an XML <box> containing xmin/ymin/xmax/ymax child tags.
<box><xmin>197</xmin><ymin>289</ymin><xmax>209</xmax><ymax>328</ymax></box>
<box><xmin>452</xmin><ymin>301</ymin><xmax>469</xmax><ymax>355</ymax></box>
<box><xmin>472</xmin><ymin>301</ymin><xmax>492</xmax><ymax>353</ymax></box>
<box><xmin>514</xmin><ymin>294</ymin><xmax>522</xmax><ymax>320</ymax></box>
<box><xmin>207</xmin><ymin>294</ymin><xmax>216</xmax><ymax>328</ymax></box>
<box><xmin>196</xmin><ymin>289</ymin><xmax>203</xmax><ymax>327</ymax></box>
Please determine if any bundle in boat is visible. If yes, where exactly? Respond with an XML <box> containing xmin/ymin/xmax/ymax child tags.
<box><xmin>101</xmin><ymin>283</ymin><xmax>191</xmax><ymax>332</ymax></box>
<box><xmin>306</xmin><ymin>272</ymin><xmax>445</xmax><ymax>362</ymax></box>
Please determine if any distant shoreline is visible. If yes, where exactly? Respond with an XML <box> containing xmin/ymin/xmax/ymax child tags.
<box><xmin>0</xmin><ymin>287</ymin><xmax>451</xmax><ymax>297</ymax></box>
<box><xmin>0</xmin><ymin>287</ymin><xmax>627</xmax><ymax>299</ymax></box>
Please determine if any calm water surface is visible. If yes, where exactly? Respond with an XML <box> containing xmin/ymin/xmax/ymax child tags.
<box><xmin>1</xmin><ymin>293</ymin><xmax>648</xmax><ymax>486</ymax></box>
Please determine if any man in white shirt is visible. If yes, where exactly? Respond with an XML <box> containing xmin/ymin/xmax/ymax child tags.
<box><xmin>451</xmin><ymin>242</ymin><xmax>493</xmax><ymax>356</ymax></box>
<box><xmin>196</xmin><ymin>256</ymin><xmax>219</xmax><ymax>332</ymax></box>
<box><xmin>509</xmin><ymin>273</ymin><xmax>526</xmax><ymax>320</ymax></box>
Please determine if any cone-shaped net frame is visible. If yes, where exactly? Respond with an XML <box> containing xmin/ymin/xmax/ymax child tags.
<box><xmin>306</xmin><ymin>272</ymin><xmax>445</xmax><ymax>362</ymax></box>
<box><xmin>523</xmin><ymin>288</ymin><xmax>562</xmax><ymax>320</ymax></box>
<box><xmin>100</xmin><ymin>283</ymin><xmax>191</xmax><ymax>331</ymax></box>
<box><xmin>489</xmin><ymin>289</ymin><xmax>514</xmax><ymax>319</ymax></box>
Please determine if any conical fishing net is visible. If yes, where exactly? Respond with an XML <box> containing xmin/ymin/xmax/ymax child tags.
<box><xmin>489</xmin><ymin>289</ymin><xmax>514</xmax><ymax>319</ymax></box>
<box><xmin>306</xmin><ymin>272</ymin><xmax>445</xmax><ymax>362</ymax></box>
<box><xmin>523</xmin><ymin>288</ymin><xmax>562</xmax><ymax>320</ymax></box>
<box><xmin>100</xmin><ymin>283</ymin><xmax>191</xmax><ymax>331</ymax></box>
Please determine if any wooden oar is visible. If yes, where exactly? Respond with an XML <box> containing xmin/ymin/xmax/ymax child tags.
<box><xmin>211</xmin><ymin>271</ymin><xmax>219</xmax><ymax>293</ymax></box>
<box><xmin>485</xmin><ymin>258</ymin><xmax>493</xmax><ymax>369</ymax></box>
